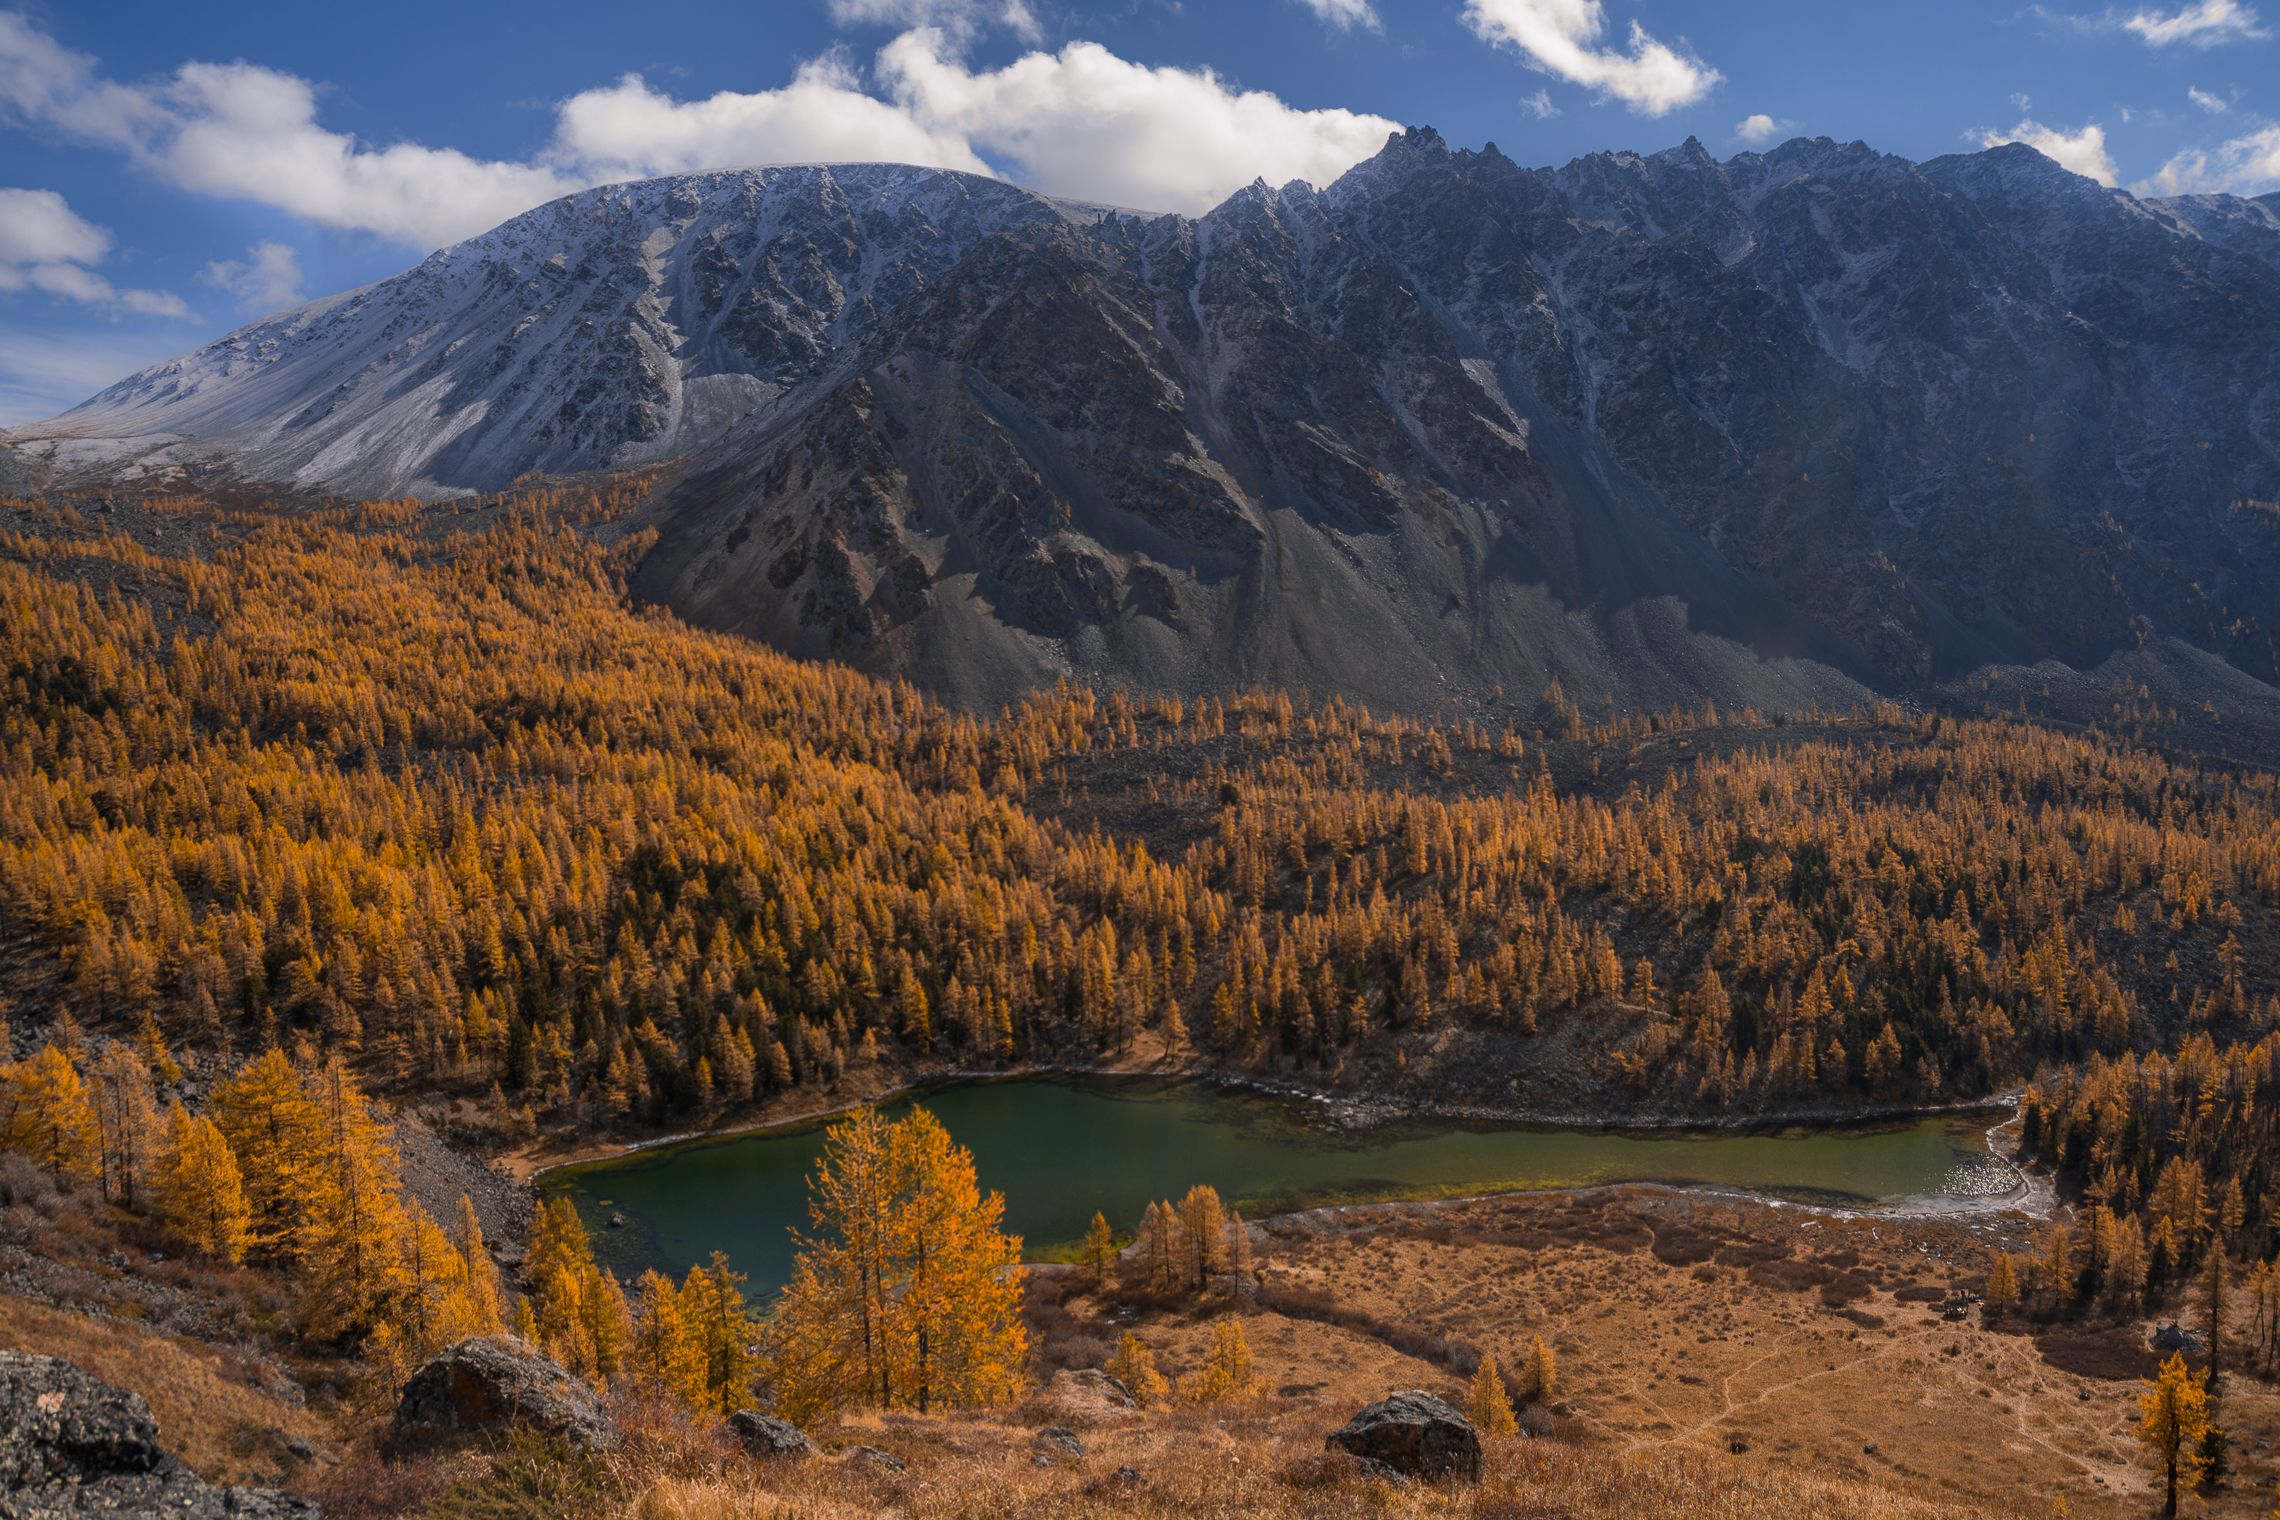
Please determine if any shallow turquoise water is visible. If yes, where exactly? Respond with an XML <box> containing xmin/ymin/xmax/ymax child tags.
<box><xmin>545</xmin><ymin>1078</ymin><xmax>2003</xmax><ymax>1296</ymax></box>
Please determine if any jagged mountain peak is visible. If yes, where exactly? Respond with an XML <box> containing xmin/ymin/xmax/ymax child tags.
<box><xmin>10</xmin><ymin>131</ymin><xmax>2280</xmax><ymax>720</ymax></box>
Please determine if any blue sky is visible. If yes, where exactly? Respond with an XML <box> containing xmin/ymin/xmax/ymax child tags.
<box><xmin>1</xmin><ymin>0</ymin><xmax>2275</xmax><ymax>423</ymax></box>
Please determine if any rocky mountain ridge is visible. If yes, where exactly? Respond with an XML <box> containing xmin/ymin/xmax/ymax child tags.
<box><xmin>14</xmin><ymin>132</ymin><xmax>2280</xmax><ymax>717</ymax></box>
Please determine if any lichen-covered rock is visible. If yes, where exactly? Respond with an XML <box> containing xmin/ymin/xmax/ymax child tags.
<box><xmin>1032</xmin><ymin>1367</ymin><xmax>1136</xmax><ymax>1426</ymax></box>
<box><xmin>390</xmin><ymin>1337</ymin><xmax>609</xmax><ymax>1450</ymax></box>
<box><xmin>1325</xmin><ymin>1390</ymin><xmax>1483</xmax><ymax>1483</ymax></box>
<box><xmin>726</xmin><ymin>1410</ymin><xmax>813</xmax><ymax>1459</ymax></box>
<box><xmin>844</xmin><ymin>1444</ymin><xmax>905</xmax><ymax>1474</ymax></box>
<box><xmin>1031</xmin><ymin>1425</ymin><xmax>1084</xmax><ymax>1465</ymax></box>
<box><xmin>0</xmin><ymin>1350</ymin><xmax>317</xmax><ymax>1518</ymax></box>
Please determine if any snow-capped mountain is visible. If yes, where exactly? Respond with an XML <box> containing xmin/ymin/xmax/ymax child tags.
<box><xmin>15</xmin><ymin>132</ymin><xmax>2280</xmax><ymax>716</ymax></box>
<box><xmin>11</xmin><ymin>165</ymin><xmax>1102</xmax><ymax>497</ymax></box>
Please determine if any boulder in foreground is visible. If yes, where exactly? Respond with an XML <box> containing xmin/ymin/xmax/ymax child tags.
<box><xmin>0</xmin><ymin>1349</ymin><xmax>317</xmax><ymax>1518</ymax></box>
<box><xmin>1326</xmin><ymin>1390</ymin><xmax>1483</xmax><ymax>1483</ymax></box>
<box><xmin>390</xmin><ymin>1337</ymin><xmax>609</xmax><ymax>1450</ymax></box>
<box><xmin>726</xmin><ymin>1410</ymin><xmax>814</xmax><ymax>1459</ymax></box>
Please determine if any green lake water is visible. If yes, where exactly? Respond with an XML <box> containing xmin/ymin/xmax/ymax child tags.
<box><xmin>544</xmin><ymin>1078</ymin><xmax>2010</xmax><ymax>1296</ymax></box>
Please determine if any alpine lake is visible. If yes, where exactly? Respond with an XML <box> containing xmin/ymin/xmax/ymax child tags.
<box><xmin>544</xmin><ymin>1077</ymin><xmax>2017</xmax><ymax>1296</ymax></box>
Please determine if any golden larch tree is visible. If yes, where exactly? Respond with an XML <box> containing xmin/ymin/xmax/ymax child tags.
<box><xmin>1108</xmin><ymin>1331</ymin><xmax>1169</xmax><ymax>1408</ymax></box>
<box><xmin>1082</xmin><ymin>1210</ymin><xmax>1116</xmax><ymax>1288</ymax></box>
<box><xmin>1178</xmin><ymin>1184</ymin><xmax>1228</xmax><ymax>1292</ymax></box>
<box><xmin>1467</xmin><ymin>1353</ymin><xmax>1518</xmax><ymax>1435</ymax></box>
<box><xmin>88</xmin><ymin>1044</ymin><xmax>159</xmax><ymax>1209</ymax></box>
<box><xmin>628</xmin><ymin>1268</ymin><xmax>709</xmax><ymax>1411</ymax></box>
<box><xmin>212</xmin><ymin>1050</ymin><xmax>323</xmax><ymax>1261</ymax></box>
<box><xmin>452</xmin><ymin>1195</ymin><xmax>504</xmax><ymax>1332</ymax></box>
<box><xmin>154</xmin><ymin>1102</ymin><xmax>251</xmax><ymax>1266</ymax></box>
<box><xmin>0</xmin><ymin>1045</ymin><xmax>100</xmax><ymax>1184</ymax></box>
<box><xmin>298</xmin><ymin>1058</ymin><xmax>410</xmax><ymax>1341</ymax></box>
<box><xmin>768</xmin><ymin>1106</ymin><xmax>1026</xmax><ymax>1421</ymax></box>
<box><xmin>2137</xmin><ymin>1351</ymin><xmax>2212</xmax><ymax>1520</ymax></box>
<box><xmin>1187</xmin><ymin>1318</ymin><xmax>1254</xmax><ymax>1404</ymax></box>
<box><xmin>1524</xmin><ymin>1334</ymin><xmax>1558</xmax><ymax>1403</ymax></box>
<box><xmin>679</xmin><ymin>1253</ymin><xmax>760</xmax><ymax>1414</ymax></box>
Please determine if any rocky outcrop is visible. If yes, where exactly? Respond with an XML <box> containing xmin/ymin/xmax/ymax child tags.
<box><xmin>390</xmin><ymin>1337</ymin><xmax>609</xmax><ymax>1450</ymax></box>
<box><xmin>726</xmin><ymin>1410</ymin><xmax>813</xmax><ymax>1459</ymax></box>
<box><xmin>1326</xmin><ymin>1390</ymin><xmax>1483</xmax><ymax>1483</ymax></box>
<box><xmin>0</xmin><ymin>1351</ymin><xmax>316</xmax><ymax>1518</ymax></box>
<box><xmin>1032</xmin><ymin>1367</ymin><xmax>1137</xmax><ymax>1425</ymax></box>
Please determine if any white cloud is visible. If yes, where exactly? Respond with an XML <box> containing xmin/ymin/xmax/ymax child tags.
<box><xmin>874</xmin><ymin>30</ymin><xmax>1399</xmax><ymax>211</ymax></box>
<box><xmin>2123</xmin><ymin>0</ymin><xmax>2269</xmax><ymax>45</ymax></box>
<box><xmin>0</xmin><ymin>12</ymin><xmax>1400</xmax><ymax>244</ymax></box>
<box><xmin>2141</xmin><ymin>123</ymin><xmax>2280</xmax><ymax>192</ymax></box>
<box><xmin>550</xmin><ymin>53</ymin><xmax>989</xmax><ymax>183</ymax></box>
<box><xmin>1294</xmin><ymin>0</ymin><xmax>1382</xmax><ymax>30</ymax></box>
<box><xmin>2187</xmin><ymin>85</ymin><xmax>2232</xmax><ymax>111</ymax></box>
<box><xmin>1980</xmin><ymin>118</ymin><xmax>2121</xmax><ymax>185</ymax></box>
<box><xmin>2011</xmin><ymin>92</ymin><xmax>2034</xmax><ymax>111</ymax></box>
<box><xmin>1733</xmin><ymin>113</ymin><xmax>1795</xmax><ymax>147</ymax></box>
<box><xmin>200</xmin><ymin>241</ymin><xmax>305</xmax><ymax>316</ymax></box>
<box><xmin>1461</xmin><ymin>0</ymin><xmax>1720</xmax><ymax>117</ymax></box>
<box><xmin>0</xmin><ymin>187</ymin><xmax>186</xmax><ymax>316</ymax></box>
<box><xmin>825</xmin><ymin>0</ymin><xmax>1041</xmax><ymax>43</ymax></box>
<box><xmin>1521</xmin><ymin>88</ymin><xmax>1561</xmax><ymax>119</ymax></box>
<box><xmin>0</xmin><ymin>20</ymin><xmax>583</xmax><ymax>249</ymax></box>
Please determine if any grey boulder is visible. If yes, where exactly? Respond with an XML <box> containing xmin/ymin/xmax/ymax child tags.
<box><xmin>726</xmin><ymin>1410</ymin><xmax>813</xmax><ymax>1459</ymax></box>
<box><xmin>390</xmin><ymin>1337</ymin><xmax>609</xmax><ymax>1450</ymax></box>
<box><xmin>0</xmin><ymin>1350</ymin><xmax>317</xmax><ymax>1518</ymax></box>
<box><xmin>1325</xmin><ymin>1390</ymin><xmax>1483</xmax><ymax>1483</ymax></box>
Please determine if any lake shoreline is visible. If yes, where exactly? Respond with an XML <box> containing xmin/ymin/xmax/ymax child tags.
<box><xmin>509</xmin><ymin>1058</ymin><xmax>2022</xmax><ymax>1185</ymax></box>
<box><xmin>522</xmin><ymin>1065</ymin><xmax>2034</xmax><ymax>1258</ymax></box>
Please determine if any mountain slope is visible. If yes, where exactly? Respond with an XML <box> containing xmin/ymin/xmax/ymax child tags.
<box><xmin>14</xmin><ymin>131</ymin><xmax>2280</xmax><ymax>717</ymax></box>
<box><xmin>9</xmin><ymin>165</ymin><xmax>1098</xmax><ymax>498</ymax></box>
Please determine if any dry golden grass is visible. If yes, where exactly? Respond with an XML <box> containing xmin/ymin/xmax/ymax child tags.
<box><xmin>1223</xmin><ymin>1188</ymin><xmax>2280</xmax><ymax>1518</ymax></box>
<box><xmin>599</xmin><ymin>1404</ymin><xmax>2005</xmax><ymax>1520</ymax></box>
<box><xmin>0</xmin><ymin>1295</ymin><xmax>331</xmax><ymax>1486</ymax></box>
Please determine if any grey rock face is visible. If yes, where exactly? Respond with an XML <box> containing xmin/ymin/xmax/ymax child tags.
<box><xmin>390</xmin><ymin>1336</ymin><xmax>609</xmax><ymax>1450</ymax></box>
<box><xmin>1325</xmin><ymin>1390</ymin><xmax>1483</xmax><ymax>1483</ymax></box>
<box><xmin>726</xmin><ymin>1410</ymin><xmax>814</xmax><ymax>1459</ymax></box>
<box><xmin>844</xmin><ymin>1444</ymin><xmax>905</xmax><ymax>1473</ymax></box>
<box><xmin>0</xmin><ymin>1350</ymin><xmax>317</xmax><ymax>1518</ymax></box>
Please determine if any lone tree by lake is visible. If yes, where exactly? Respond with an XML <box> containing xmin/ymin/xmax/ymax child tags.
<box><xmin>768</xmin><ymin>1106</ymin><xmax>1028</xmax><ymax>1421</ymax></box>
